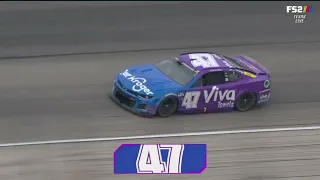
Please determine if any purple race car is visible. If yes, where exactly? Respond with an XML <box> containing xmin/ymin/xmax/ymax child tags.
<box><xmin>109</xmin><ymin>52</ymin><xmax>271</xmax><ymax>117</ymax></box>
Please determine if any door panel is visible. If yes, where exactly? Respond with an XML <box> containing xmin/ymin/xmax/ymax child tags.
<box><xmin>178</xmin><ymin>87</ymin><xmax>205</xmax><ymax>113</ymax></box>
<box><xmin>200</xmin><ymin>70</ymin><xmax>240</xmax><ymax>111</ymax></box>
<box><xmin>203</xmin><ymin>83</ymin><xmax>237</xmax><ymax>111</ymax></box>
<box><xmin>177</xmin><ymin>70</ymin><xmax>241</xmax><ymax>113</ymax></box>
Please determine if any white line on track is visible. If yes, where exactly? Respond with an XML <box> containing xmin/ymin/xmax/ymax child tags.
<box><xmin>1</xmin><ymin>126</ymin><xmax>320</xmax><ymax>148</ymax></box>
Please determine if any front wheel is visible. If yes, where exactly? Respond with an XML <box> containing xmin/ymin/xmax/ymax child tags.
<box><xmin>235</xmin><ymin>92</ymin><xmax>256</xmax><ymax>112</ymax></box>
<box><xmin>157</xmin><ymin>97</ymin><xmax>178</xmax><ymax>117</ymax></box>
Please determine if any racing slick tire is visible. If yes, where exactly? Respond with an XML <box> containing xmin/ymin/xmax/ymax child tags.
<box><xmin>235</xmin><ymin>92</ymin><xmax>256</xmax><ymax>112</ymax></box>
<box><xmin>157</xmin><ymin>96</ymin><xmax>178</xmax><ymax>117</ymax></box>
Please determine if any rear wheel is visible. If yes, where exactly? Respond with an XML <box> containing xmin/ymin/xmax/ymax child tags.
<box><xmin>235</xmin><ymin>92</ymin><xmax>256</xmax><ymax>112</ymax></box>
<box><xmin>157</xmin><ymin>97</ymin><xmax>178</xmax><ymax>117</ymax></box>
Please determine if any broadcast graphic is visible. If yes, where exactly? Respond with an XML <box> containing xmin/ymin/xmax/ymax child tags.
<box><xmin>286</xmin><ymin>5</ymin><xmax>314</xmax><ymax>23</ymax></box>
<box><xmin>114</xmin><ymin>144</ymin><xmax>207</xmax><ymax>174</ymax></box>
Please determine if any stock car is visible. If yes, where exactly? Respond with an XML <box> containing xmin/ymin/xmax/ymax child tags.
<box><xmin>109</xmin><ymin>52</ymin><xmax>271</xmax><ymax>117</ymax></box>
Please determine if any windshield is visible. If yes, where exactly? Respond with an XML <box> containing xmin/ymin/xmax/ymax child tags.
<box><xmin>154</xmin><ymin>59</ymin><xmax>197</xmax><ymax>86</ymax></box>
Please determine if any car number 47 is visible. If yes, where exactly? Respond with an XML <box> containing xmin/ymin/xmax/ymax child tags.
<box><xmin>181</xmin><ymin>91</ymin><xmax>201</xmax><ymax>109</ymax></box>
<box><xmin>189</xmin><ymin>53</ymin><xmax>220</xmax><ymax>68</ymax></box>
<box><xmin>135</xmin><ymin>144</ymin><xmax>185</xmax><ymax>173</ymax></box>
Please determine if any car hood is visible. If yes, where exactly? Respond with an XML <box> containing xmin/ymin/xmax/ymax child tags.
<box><xmin>117</xmin><ymin>64</ymin><xmax>182</xmax><ymax>96</ymax></box>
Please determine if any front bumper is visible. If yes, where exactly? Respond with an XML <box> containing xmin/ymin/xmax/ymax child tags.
<box><xmin>108</xmin><ymin>81</ymin><xmax>156</xmax><ymax>117</ymax></box>
<box><xmin>108</xmin><ymin>93</ymin><xmax>153</xmax><ymax>117</ymax></box>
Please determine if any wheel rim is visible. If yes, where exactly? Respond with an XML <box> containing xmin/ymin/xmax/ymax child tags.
<box><xmin>238</xmin><ymin>93</ymin><xmax>255</xmax><ymax>110</ymax></box>
<box><xmin>159</xmin><ymin>98</ymin><xmax>176</xmax><ymax>116</ymax></box>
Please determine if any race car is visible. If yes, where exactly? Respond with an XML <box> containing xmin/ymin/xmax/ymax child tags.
<box><xmin>109</xmin><ymin>52</ymin><xmax>271</xmax><ymax>117</ymax></box>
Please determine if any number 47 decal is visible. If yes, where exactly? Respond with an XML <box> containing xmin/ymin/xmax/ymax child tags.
<box><xmin>136</xmin><ymin>144</ymin><xmax>185</xmax><ymax>173</ymax></box>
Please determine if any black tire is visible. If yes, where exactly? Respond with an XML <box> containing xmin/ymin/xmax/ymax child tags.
<box><xmin>235</xmin><ymin>92</ymin><xmax>256</xmax><ymax>112</ymax></box>
<box><xmin>157</xmin><ymin>97</ymin><xmax>178</xmax><ymax>117</ymax></box>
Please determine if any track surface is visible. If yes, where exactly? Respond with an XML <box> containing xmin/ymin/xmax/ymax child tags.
<box><xmin>1</xmin><ymin>1</ymin><xmax>319</xmax><ymax>58</ymax></box>
<box><xmin>1</xmin><ymin>44</ymin><xmax>320</xmax><ymax>144</ymax></box>
<box><xmin>1</xmin><ymin>130</ymin><xmax>320</xmax><ymax>180</ymax></box>
<box><xmin>0</xmin><ymin>1</ymin><xmax>320</xmax><ymax>179</ymax></box>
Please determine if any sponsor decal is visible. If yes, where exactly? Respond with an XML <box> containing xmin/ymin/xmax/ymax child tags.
<box><xmin>204</xmin><ymin>86</ymin><xmax>235</xmax><ymax>108</ymax></box>
<box><xmin>244</xmin><ymin>71</ymin><xmax>257</xmax><ymax>78</ymax></box>
<box><xmin>260</xmin><ymin>93</ymin><xmax>270</xmax><ymax>100</ymax></box>
<box><xmin>264</xmin><ymin>80</ymin><xmax>270</xmax><ymax>88</ymax></box>
<box><xmin>181</xmin><ymin>86</ymin><xmax>235</xmax><ymax>109</ymax></box>
<box><xmin>218</xmin><ymin>101</ymin><xmax>234</xmax><ymax>108</ymax></box>
<box><xmin>120</xmin><ymin>69</ymin><xmax>154</xmax><ymax>95</ymax></box>
<box><xmin>203</xmin><ymin>86</ymin><xmax>235</xmax><ymax>103</ymax></box>
<box><xmin>258</xmin><ymin>89</ymin><xmax>271</xmax><ymax>103</ymax></box>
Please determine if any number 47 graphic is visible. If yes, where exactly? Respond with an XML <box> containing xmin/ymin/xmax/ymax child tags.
<box><xmin>136</xmin><ymin>144</ymin><xmax>185</xmax><ymax>174</ymax></box>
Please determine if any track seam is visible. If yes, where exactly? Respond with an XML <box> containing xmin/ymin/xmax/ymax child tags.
<box><xmin>1</xmin><ymin>40</ymin><xmax>319</xmax><ymax>60</ymax></box>
<box><xmin>0</xmin><ymin>126</ymin><xmax>320</xmax><ymax>148</ymax></box>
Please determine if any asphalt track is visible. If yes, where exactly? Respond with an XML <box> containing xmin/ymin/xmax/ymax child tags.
<box><xmin>1</xmin><ymin>129</ymin><xmax>320</xmax><ymax>180</ymax></box>
<box><xmin>0</xmin><ymin>1</ymin><xmax>320</xmax><ymax>179</ymax></box>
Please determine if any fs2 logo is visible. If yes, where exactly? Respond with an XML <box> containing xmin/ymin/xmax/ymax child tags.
<box><xmin>286</xmin><ymin>6</ymin><xmax>313</xmax><ymax>24</ymax></box>
<box><xmin>136</xmin><ymin>144</ymin><xmax>184</xmax><ymax>174</ymax></box>
<box><xmin>286</xmin><ymin>6</ymin><xmax>313</xmax><ymax>13</ymax></box>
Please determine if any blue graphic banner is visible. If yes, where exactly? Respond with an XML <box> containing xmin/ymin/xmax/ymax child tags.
<box><xmin>114</xmin><ymin>144</ymin><xmax>207</xmax><ymax>174</ymax></box>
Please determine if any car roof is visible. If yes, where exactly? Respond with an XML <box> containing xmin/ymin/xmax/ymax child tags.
<box><xmin>178</xmin><ymin>52</ymin><xmax>235</xmax><ymax>72</ymax></box>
